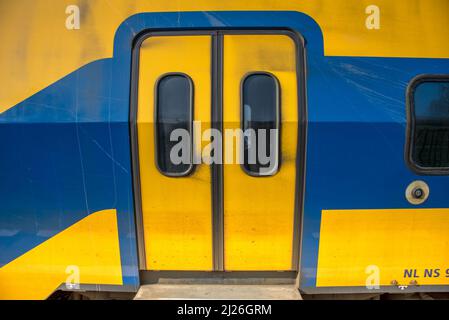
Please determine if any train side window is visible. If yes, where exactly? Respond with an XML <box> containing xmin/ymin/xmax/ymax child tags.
<box><xmin>407</xmin><ymin>76</ymin><xmax>449</xmax><ymax>173</ymax></box>
<box><xmin>241</xmin><ymin>72</ymin><xmax>280</xmax><ymax>176</ymax></box>
<box><xmin>155</xmin><ymin>73</ymin><xmax>194</xmax><ymax>176</ymax></box>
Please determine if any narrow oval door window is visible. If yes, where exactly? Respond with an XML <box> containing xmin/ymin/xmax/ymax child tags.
<box><xmin>242</xmin><ymin>73</ymin><xmax>280</xmax><ymax>176</ymax></box>
<box><xmin>155</xmin><ymin>74</ymin><xmax>193</xmax><ymax>176</ymax></box>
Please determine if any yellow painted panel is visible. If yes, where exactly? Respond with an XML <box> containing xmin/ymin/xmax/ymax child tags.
<box><xmin>223</xmin><ymin>34</ymin><xmax>298</xmax><ymax>270</ymax></box>
<box><xmin>317</xmin><ymin>209</ymin><xmax>449</xmax><ymax>287</ymax></box>
<box><xmin>2</xmin><ymin>1</ymin><xmax>449</xmax><ymax>114</ymax></box>
<box><xmin>138</xmin><ymin>36</ymin><xmax>213</xmax><ymax>270</ymax></box>
<box><xmin>0</xmin><ymin>209</ymin><xmax>123</xmax><ymax>300</ymax></box>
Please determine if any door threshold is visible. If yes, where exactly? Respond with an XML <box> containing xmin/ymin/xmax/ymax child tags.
<box><xmin>134</xmin><ymin>283</ymin><xmax>302</xmax><ymax>300</ymax></box>
<box><xmin>140</xmin><ymin>270</ymin><xmax>298</xmax><ymax>285</ymax></box>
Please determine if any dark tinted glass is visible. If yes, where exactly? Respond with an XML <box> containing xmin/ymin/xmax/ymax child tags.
<box><xmin>156</xmin><ymin>74</ymin><xmax>193</xmax><ymax>175</ymax></box>
<box><xmin>242</xmin><ymin>73</ymin><xmax>279</xmax><ymax>175</ymax></box>
<box><xmin>412</xmin><ymin>80</ymin><xmax>449</xmax><ymax>168</ymax></box>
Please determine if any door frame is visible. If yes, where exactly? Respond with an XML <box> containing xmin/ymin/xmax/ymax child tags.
<box><xmin>129</xmin><ymin>29</ymin><xmax>307</xmax><ymax>272</ymax></box>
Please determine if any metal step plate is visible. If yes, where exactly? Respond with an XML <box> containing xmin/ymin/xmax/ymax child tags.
<box><xmin>134</xmin><ymin>284</ymin><xmax>302</xmax><ymax>300</ymax></box>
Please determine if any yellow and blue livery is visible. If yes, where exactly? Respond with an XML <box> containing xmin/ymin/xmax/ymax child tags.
<box><xmin>1</xmin><ymin>0</ymin><xmax>449</xmax><ymax>299</ymax></box>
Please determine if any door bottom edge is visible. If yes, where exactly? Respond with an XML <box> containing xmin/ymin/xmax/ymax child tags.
<box><xmin>140</xmin><ymin>270</ymin><xmax>298</xmax><ymax>285</ymax></box>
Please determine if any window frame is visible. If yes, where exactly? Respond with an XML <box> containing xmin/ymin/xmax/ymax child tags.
<box><xmin>154</xmin><ymin>72</ymin><xmax>195</xmax><ymax>177</ymax></box>
<box><xmin>406</xmin><ymin>74</ymin><xmax>449</xmax><ymax>175</ymax></box>
<box><xmin>240</xmin><ymin>71</ymin><xmax>281</xmax><ymax>177</ymax></box>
